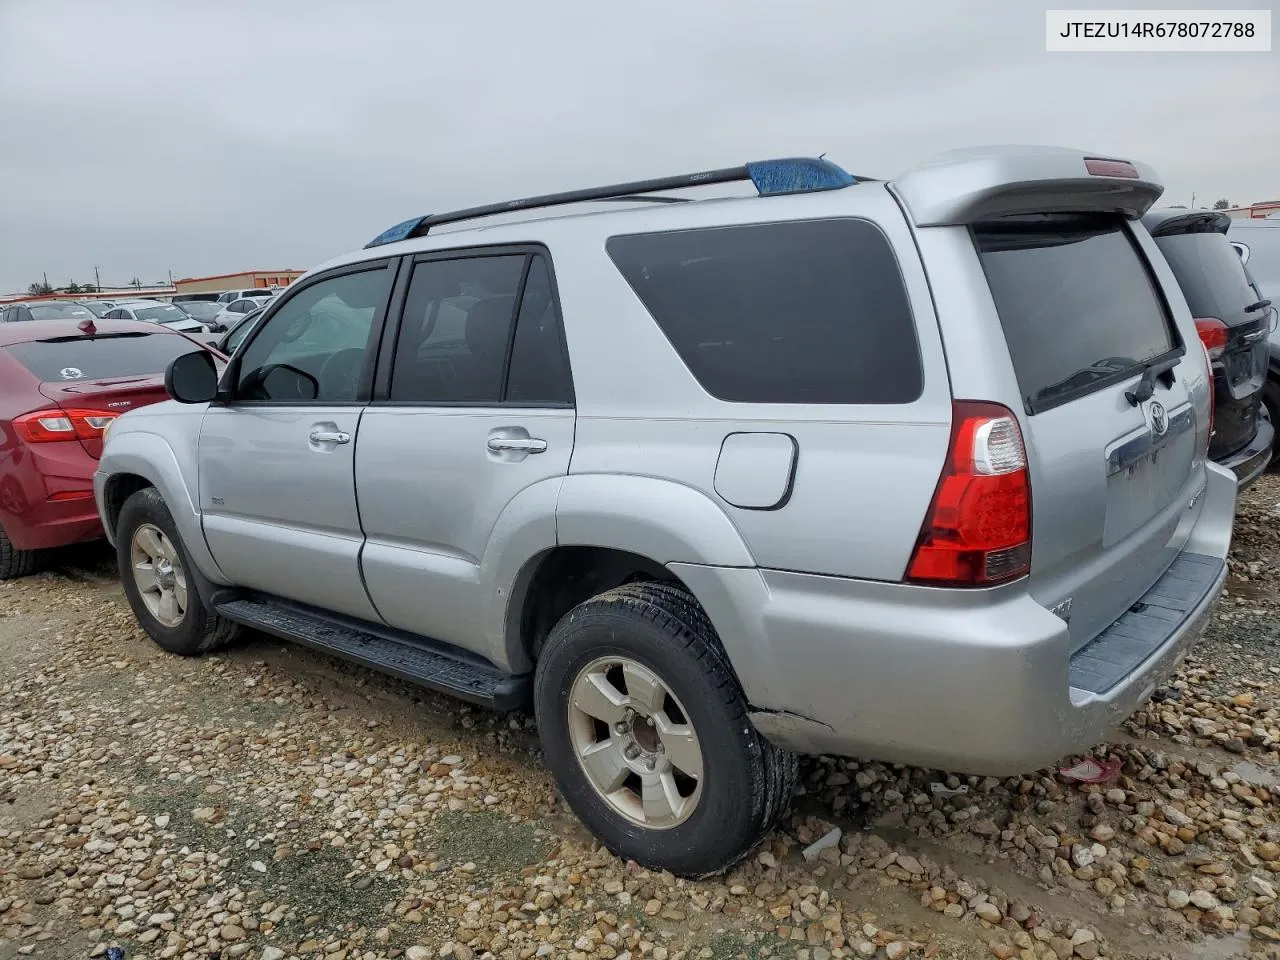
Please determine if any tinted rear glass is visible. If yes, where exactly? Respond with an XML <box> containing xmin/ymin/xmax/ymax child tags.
<box><xmin>5</xmin><ymin>333</ymin><xmax>198</xmax><ymax>382</ymax></box>
<box><xmin>974</xmin><ymin>214</ymin><xmax>1177</xmax><ymax>412</ymax></box>
<box><xmin>606</xmin><ymin>219</ymin><xmax>922</xmax><ymax>404</ymax></box>
<box><xmin>1155</xmin><ymin>233</ymin><xmax>1257</xmax><ymax>323</ymax></box>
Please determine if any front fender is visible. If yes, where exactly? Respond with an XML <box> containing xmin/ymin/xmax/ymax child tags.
<box><xmin>94</xmin><ymin>428</ymin><xmax>229</xmax><ymax>585</ymax></box>
<box><xmin>555</xmin><ymin>474</ymin><xmax>756</xmax><ymax>567</ymax></box>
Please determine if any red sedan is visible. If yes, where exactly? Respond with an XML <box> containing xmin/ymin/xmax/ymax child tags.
<box><xmin>0</xmin><ymin>317</ymin><xmax>221</xmax><ymax>579</ymax></box>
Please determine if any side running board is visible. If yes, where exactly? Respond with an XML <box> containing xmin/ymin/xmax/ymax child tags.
<box><xmin>216</xmin><ymin>597</ymin><xmax>530</xmax><ymax>711</ymax></box>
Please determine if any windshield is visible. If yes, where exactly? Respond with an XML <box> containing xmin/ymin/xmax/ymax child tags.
<box><xmin>79</xmin><ymin>302</ymin><xmax>111</xmax><ymax>317</ymax></box>
<box><xmin>179</xmin><ymin>302</ymin><xmax>221</xmax><ymax>319</ymax></box>
<box><xmin>29</xmin><ymin>303</ymin><xmax>95</xmax><ymax>321</ymax></box>
<box><xmin>135</xmin><ymin>304</ymin><xmax>191</xmax><ymax>324</ymax></box>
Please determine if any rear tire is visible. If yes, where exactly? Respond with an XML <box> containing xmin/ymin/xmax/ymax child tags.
<box><xmin>116</xmin><ymin>487</ymin><xmax>240</xmax><ymax>656</ymax></box>
<box><xmin>0</xmin><ymin>522</ymin><xmax>39</xmax><ymax>581</ymax></box>
<box><xmin>534</xmin><ymin>581</ymin><xmax>797</xmax><ymax>877</ymax></box>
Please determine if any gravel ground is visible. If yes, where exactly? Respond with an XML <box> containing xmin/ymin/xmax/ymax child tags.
<box><xmin>4</xmin><ymin>478</ymin><xmax>1280</xmax><ymax>960</ymax></box>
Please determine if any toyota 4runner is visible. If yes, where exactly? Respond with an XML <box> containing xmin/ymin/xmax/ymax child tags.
<box><xmin>95</xmin><ymin>146</ymin><xmax>1236</xmax><ymax>878</ymax></box>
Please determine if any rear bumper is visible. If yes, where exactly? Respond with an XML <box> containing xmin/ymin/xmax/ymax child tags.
<box><xmin>1</xmin><ymin>446</ymin><xmax>104</xmax><ymax>551</ymax></box>
<box><xmin>672</xmin><ymin>462</ymin><xmax>1236</xmax><ymax>776</ymax></box>
<box><xmin>1215</xmin><ymin>409</ymin><xmax>1273</xmax><ymax>491</ymax></box>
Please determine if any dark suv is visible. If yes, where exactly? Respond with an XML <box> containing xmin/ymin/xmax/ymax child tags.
<box><xmin>1145</xmin><ymin>209</ymin><xmax>1274</xmax><ymax>487</ymax></box>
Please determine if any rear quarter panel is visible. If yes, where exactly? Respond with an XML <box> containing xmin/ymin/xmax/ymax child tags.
<box><xmin>546</xmin><ymin>185</ymin><xmax>953</xmax><ymax>581</ymax></box>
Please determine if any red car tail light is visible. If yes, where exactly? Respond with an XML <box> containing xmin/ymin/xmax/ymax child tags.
<box><xmin>1194</xmin><ymin>317</ymin><xmax>1228</xmax><ymax>361</ymax></box>
<box><xmin>907</xmin><ymin>401</ymin><xmax>1032</xmax><ymax>587</ymax></box>
<box><xmin>13</xmin><ymin>408</ymin><xmax>118</xmax><ymax>443</ymax></box>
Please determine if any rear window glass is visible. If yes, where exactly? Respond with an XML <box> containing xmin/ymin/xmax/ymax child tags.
<box><xmin>974</xmin><ymin>214</ymin><xmax>1178</xmax><ymax>413</ymax></box>
<box><xmin>606</xmin><ymin>219</ymin><xmax>923</xmax><ymax>404</ymax></box>
<box><xmin>1154</xmin><ymin>233</ymin><xmax>1258</xmax><ymax>321</ymax></box>
<box><xmin>5</xmin><ymin>333</ymin><xmax>200</xmax><ymax>382</ymax></box>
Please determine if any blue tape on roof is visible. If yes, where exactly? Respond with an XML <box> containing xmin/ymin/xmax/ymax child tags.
<box><xmin>365</xmin><ymin>216</ymin><xmax>427</xmax><ymax>249</ymax></box>
<box><xmin>746</xmin><ymin>158</ymin><xmax>855</xmax><ymax>196</ymax></box>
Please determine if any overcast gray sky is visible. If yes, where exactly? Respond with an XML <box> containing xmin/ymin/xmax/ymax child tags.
<box><xmin>0</xmin><ymin>0</ymin><xmax>1275</xmax><ymax>295</ymax></box>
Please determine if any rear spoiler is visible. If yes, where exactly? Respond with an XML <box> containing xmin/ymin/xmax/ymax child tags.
<box><xmin>890</xmin><ymin>145</ymin><xmax>1164</xmax><ymax>227</ymax></box>
<box><xmin>1142</xmin><ymin>208</ymin><xmax>1231</xmax><ymax>237</ymax></box>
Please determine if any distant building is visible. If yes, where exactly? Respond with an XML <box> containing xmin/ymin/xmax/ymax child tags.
<box><xmin>173</xmin><ymin>269</ymin><xmax>304</xmax><ymax>295</ymax></box>
<box><xmin>1223</xmin><ymin>200</ymin><xmax>1280</xmax><ymax>220</ymax></box>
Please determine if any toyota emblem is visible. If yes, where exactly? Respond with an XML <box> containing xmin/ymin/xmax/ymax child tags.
<box><xmin>1149</xmin><ymin>399</ymin><xmax>1168</xmax><ymax>437</ymax></box>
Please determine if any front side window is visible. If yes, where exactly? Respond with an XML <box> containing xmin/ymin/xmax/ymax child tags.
<box><xmin>235</xmin><ymin>267</ymin><xmax>388</xmax><ymax>402</ymax></box>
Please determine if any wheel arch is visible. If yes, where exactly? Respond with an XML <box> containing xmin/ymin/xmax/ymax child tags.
<box><xmin>96</xmin><ymin>432</ymin><xmax>229</xmax><ymax>585</ymax></box>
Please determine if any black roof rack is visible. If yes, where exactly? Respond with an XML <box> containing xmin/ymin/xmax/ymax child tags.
<box><xmin>364</xmin><ymin>156</ymin><xmax>860</xmax><ymax>249</ymax></box>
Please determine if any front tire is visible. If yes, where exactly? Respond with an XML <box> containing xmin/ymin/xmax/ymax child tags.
<box><xmin>0</xmin><ymin>522</ymin><xmax>39</xmax><ymax>581</ymax></box>
<box><xmin>534</xmin><ymin>581</ymin><xmax>797</xmax><ymax>877</ymax></box>
<box><xmin>116</xmin><ymin>487</ymin><xmax>240</xmax><ymax>656</ymax></box>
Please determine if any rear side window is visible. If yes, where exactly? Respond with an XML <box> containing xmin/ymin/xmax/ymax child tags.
<box><xmin>606</xmin><ymin>219</ymin><xmax>923</xmax><ymax>404</ymax></box>
<box><xmin>974</xmin><ymin>214</ymin><xmax>1178</xmax><ymax>413</ymax></box>
<box><xmin>5</xmin><ymin>333</ymin><xmax>199</xmax><ymax>382</ymax></box>
<box><xmin>1154</xmin><ymin>233</ymin><xmax>1257</xmax><ymax>321</ymax></box>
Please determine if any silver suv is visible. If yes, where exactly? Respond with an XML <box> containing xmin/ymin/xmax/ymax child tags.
<box><xmin>94</xmin><ymin>146</ymin><xmax>1236</xmax><ymax>878</ymax></box>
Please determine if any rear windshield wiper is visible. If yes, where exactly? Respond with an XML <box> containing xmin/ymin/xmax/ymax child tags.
<box><xmin>35</xmin><ymin>331</ymin><xmax>151</xmax><ymax>344</ymax></box>
<box><xmin>1028</xmin><ymin>358</ymin><xmax>1134</xmax><ymax>409</ymax></box>
<box><xmin>1246</xmin><ymin>299</ymin><xmax>1272</xmax><ymax>314</ymax></box>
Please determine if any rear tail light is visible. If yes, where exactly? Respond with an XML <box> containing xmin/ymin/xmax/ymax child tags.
<box><xmin>906</xmin><ymin>401</ymin><xmax>1032</xmax><ymax>587</ymax></box>
<box><xmin>1194</xmin><ymin>317</ymin><xmax>1228</xmax><ymax>361</ymax></box>
<box><xmin>13</xmin><ymin>408</ymin><xmax>118</xmax><ymax>443</ymax></box>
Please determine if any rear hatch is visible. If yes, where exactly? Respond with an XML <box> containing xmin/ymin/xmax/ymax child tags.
<box><xmin>972</xmin><ymin>212</ymin><xmax>1207</xmax><ymax>649</ymax></box>
<box><xmin>5</xmin><ymin>330</ymin><xmax>202</xmax><ymax>458</ymax></box>
<box><xmin>1146</xmin><ymin>211</ymin><xmax>1270</xmax><ymax>459</ymax></box>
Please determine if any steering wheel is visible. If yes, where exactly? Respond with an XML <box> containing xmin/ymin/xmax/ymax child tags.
<box><xmin>318</xmin><ymin>348</ymin><xmax>365</xmax><ymax>400</ymax></box>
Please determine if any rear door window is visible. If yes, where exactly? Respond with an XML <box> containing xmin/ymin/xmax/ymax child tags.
<box><xmin>5</xmin><ymin>332</ymin><xmax>201</xmax><ymax>381</ymax></box>
<box><xmin>973</xmin><ymin>214</ymin><xmax>1179</xmax><ymax>414</ymax></box>
<box><xmin>606</xmin><ymin>219</ymin><xmax>923</xmax><ymax>404</ymax></box>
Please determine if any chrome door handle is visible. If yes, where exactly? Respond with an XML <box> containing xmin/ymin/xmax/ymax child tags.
<box><xmin>309</xmin><ymin>429</ymin><xmax>351</xmax><ymax>444</ymax></box>
<box><xmin>487</xmin><ymin>436</ymin><xmax>547</xmax><ymax>454</ymax></box>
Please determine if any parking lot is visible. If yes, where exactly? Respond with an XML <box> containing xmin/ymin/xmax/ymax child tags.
<box><xmin>0</xmin><ymin>477</ymin><xmax>1275</xmax><ymax>960</ymax></box>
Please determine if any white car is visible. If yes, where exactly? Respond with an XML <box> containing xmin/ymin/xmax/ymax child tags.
<box><xmin>212</xmin><ymin>296</ymin><xmax>273</xmax><ymax>330</ymax></box>
<box><xmin>215</xmin><ymin>288</ymin><xmax>276</xmax><ymax>305</ymax></box>
<box><xmin>104</xmin><ymin>299</ymin><xmax>207</xmax><ymax>334</ymax></box>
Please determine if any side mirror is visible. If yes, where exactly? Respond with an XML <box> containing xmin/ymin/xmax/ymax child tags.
<box><xmin>165</xmin><ymin>350</ymin><xmax>219</xmax><ymax>404</ymax></box>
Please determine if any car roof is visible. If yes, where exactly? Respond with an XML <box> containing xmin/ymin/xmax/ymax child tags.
<box><xmin>0</xmin><ymin>317</ymin><xmax>169</xmax><ymax>347</ymax></box>
<box><xmin>114</xmin><ymin>299</ymin><xmax>172</xmax><ymax>308</ymax></box>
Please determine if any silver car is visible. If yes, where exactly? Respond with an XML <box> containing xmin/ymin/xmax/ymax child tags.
<box><xmin>94</xmin><ymin>146</ymin><xmax>1235</xmax><ymax>878</ymax></box>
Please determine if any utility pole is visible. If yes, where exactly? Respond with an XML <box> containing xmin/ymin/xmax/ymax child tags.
<box><xmin>42</xmin><ymin>271</ymin><xmax>48</xmax><ymax>291</ymax></box>
<box><xmin>94</xmin><ymin>266</ymin><xmax>101</xmax><ymax>291</ymax></box>
<box><xmin>1191</xmin><ymin>192</ymin><xmax>1197</xmax><ymax>209</ymax></box>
